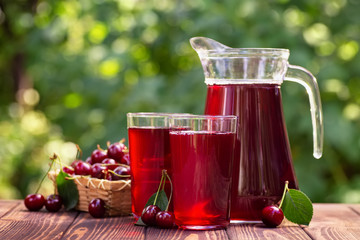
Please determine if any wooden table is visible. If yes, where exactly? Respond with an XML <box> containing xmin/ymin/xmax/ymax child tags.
<box><xmin>1</xmin><ymin>200</ymin><xmax>359</xmax><ymax>239</ymax></box>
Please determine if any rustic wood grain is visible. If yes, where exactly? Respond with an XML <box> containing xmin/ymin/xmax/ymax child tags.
<box><xmin>226</xmin><ymin>219</ymin><xmax>311</xmax><ymax>240</ymax></box>
<box><xmin>349</xmin><ymin>204</ymin><xmax>360</xmax><ymax>216</ymax></box>
<box><xmin>0</xmin><ymin>200</ymin><xmax>20</xmax><ymax>218</ymax></box>
<box><xmin>0</xmin><ymin>202</ymin><xmax>79</xmax><ymax>240</ymax></box>
<box><xmin>62</xmin><ymin>213</ymin><xmax>145</xmax><ymax>240</ymax></box>
<box><xmin>146</xmin><ymin>226</ymin><xmax>229</xmax><ymax>240</ymax></box>
<box><xmin>1</xmin><ymin>202</ymin><xmax>360</xmax><ymax>240</ymax></box>
<box><xmin>304</xmin><ymin>204</ymin><xmax>360</xmax><ymax>240</ymax></box>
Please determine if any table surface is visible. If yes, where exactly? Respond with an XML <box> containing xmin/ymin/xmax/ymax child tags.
<box><xmin>1</xmin><ymin>200</ymin><xmax>359</xmax><ymax>240</ymax></box>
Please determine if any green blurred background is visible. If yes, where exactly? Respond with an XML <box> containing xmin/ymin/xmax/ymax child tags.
<box><xmin>1</xmin><ymin>0</ymin><xmax>359</xmax><ymax>203</ymax></box>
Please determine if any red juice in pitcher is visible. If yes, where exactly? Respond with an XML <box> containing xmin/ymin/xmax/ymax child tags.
<box><xmin>204</xmin><ymin>84</ymin><xmax>298</xmax><ymax>221</ymax></box>
<box><xmin>170</xmin><ymin>130</ymin><xmax>236</xmax><ymax>229</ymax></box>
<box><xmin>128</xmin><ymin>127</ymin><xmax>171</xmax><ymax>219</ymax></box>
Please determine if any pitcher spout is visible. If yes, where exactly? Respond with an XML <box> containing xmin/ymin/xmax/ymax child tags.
<box><xmin>190</xmin><ymin>37</ymin><xmax>231</xmax><ymax>54</ymax></box>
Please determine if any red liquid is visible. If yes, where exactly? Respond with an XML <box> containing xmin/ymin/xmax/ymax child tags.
<box><xmin>128</xmin><ymin>127</ymin><xmax>171</xmax><ymax>219</ymax></box>
<box><xmin>204</xmin><ymin>84</ymin><xmax>298</xmax><ymax>221</ymax></box>
<box><xmin>170</xmin><ymin>130</ymin><xmax>236</xmax><ymax>229</ymax></box>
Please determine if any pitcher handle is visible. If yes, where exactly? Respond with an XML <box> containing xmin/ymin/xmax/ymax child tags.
<box><xmin>284</xmin><ymin>65</ymin><xmax>323</xmax><ymax>159</ymax></box>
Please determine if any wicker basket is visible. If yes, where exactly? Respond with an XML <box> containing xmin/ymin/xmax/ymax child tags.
<box><xmin>48</xmin><ymin>170</ymin><xmax>131</xmax><ymax>216</ymax></box>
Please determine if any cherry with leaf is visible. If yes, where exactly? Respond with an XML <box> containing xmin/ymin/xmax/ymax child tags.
<box><xmin>261</xmin><ymin>181</ymin><xmax>313</xmax><ymax>227</ymax></box>
<box><xmin>138</xmin><ymin>169</ymin><xmax>175</xmax><ymax>228</ymax></box>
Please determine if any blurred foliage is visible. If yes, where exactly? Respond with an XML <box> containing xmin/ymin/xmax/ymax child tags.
<box><xmin>0</xmin><ymin>0</ymin><xmax>360</xmax><ymax>203</ymax></box>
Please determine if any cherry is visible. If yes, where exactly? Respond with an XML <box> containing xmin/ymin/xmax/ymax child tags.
<box><xmin>62</xmin><ymin>166</ymin><xmax>74</xmax><ymax>175</ymax></box>
<box><xmin>90</xmin><ymin>163</ymin><xmax>106</xmax><ymax>179</ymax></box>
<box><xmin>88</xmin><ymin>198</ymin><xmax>106</xmax><ymax>218</ymax></box>
<box><xmin>156</xmin><ymin>211</ymin><xmax>175</xmax><ymax>228</ymax></box>
<box><xmin>105</xmin><ymin>170</ymin><xmax>112</xmax><ymax>181</ymax></box>
<box><xmin>107</xmin><ymin>142</ymin><xmax>126</xmax><ymax>162</ymax></box>
<box><xmin>111</xmin><ymin>165</ymin><xmax>131</xmax><ymax>180</ymax></box>
<box><xmin>85</xmin><ymin>157</ymin><xmax>93</xmax><ymax>165</ymax></box>
<box><xmin>141</xmin><ymin>205</ymin><xmax>161</xmax><ymax>226</ymax></box>
<box><xmin>91</xmin><ymin>148</ymin><xmax>107</xmax><ymax>164</ymax></box>
<box><xmin>24</xmin><ymin>194</ymin><xmax>45</xmax><ymax>211</ymax></box>
<box><xmin>121</xmin><ymin>153</ymin><xmax>130</xmax><ymax>165</ymax></box>
<box><xmin>102</xmin><ymin>158</ymin><xmax>118</xmax><ymax>171</ymax></box>
<box><xmin>261</xmin><ymin>205</ymin><xmax>284</xmax><ymax>227</ymax></box>
<box><xmin>74</xmin><ymin>161</ymin><xmax>91</xmax><ymax>175</ymax></box>
<box><xmin>71</xmin><ymin>160</ymin><xmax>82</xmax><ymax>168</ymax></box>
<box><xmin>45</xmin><ymin>194</ymin><xmax>63</xmax><ymax>212</ymax></box>
<box><xmin>102</xmin><ymin>158</ymin><xmax>116</xmax><ymax>165</ymax></box>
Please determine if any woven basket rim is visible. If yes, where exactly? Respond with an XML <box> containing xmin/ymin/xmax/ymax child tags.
<box><xmin>48</xmin><ymin>170</ymin><xmax>131</xmax><ymax>191</ymax></box>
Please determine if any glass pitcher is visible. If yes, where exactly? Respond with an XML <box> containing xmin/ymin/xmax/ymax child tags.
<box><xmin>190</xmin><ymin>37</ymin><xmax>323</xmax><ymax>222</ymax></box>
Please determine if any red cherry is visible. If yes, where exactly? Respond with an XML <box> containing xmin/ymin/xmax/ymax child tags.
<box><xmin>111</xmin><ymin>166</ymin><xmax>130</xmax><ymax>180</ymax></box>
<box><xmin>90</xmin><ymin>163</ymin><xmax>106</xmax><ymax>179</ymax></box>
<box><xmin>105</xmin><ymin>170</ymin><xmax>112</xmax><ymax>181</ymax></box>
<box><xmin>141</xmin><ymin>205</ymin><xmax>161</xmax><ymax>226</ymax></box>
<box><xmin>24</xmin><ymin>194</ymin><xmax>45</xmax><ymax>211</ymax></box>
<box><xmin>102</xmin><ymin>158</ymin><xmax>116</xmax><ymax>165</ymax></box>
<box><xmin>156</xmin><ymin>211</ymin><xmax>175</xmax><ymax>228</ymax></box>
<box><xmin>74</xmin><ymin>161</ymin><xmax>91</xmax><ymax>175</ymax></box>
<box><xmin>261</xmin><ymin>205</ymin><xmax>284</xmax><ymax>227</ymax></box>
<box><xmin>89</xmin><ymin>198</ymin><xmax>106</xmax><ymax>218</ymax></box>
<box><xmin>91</xmin><ymin>149</ymin><xmax>107</xmax><ymax>164</ymax></box>
<box><xmin>121</xmin><ymin>153</ymin><xmax>130</xmax><ymax>165</ymax></box>
<box><xmin>45</xmin><ymin>194</ymin><xmax>63</xmax><ymax>212</ymax></box>
<box><xmin>71</xmin><ymin>160</ymin><xmax>82</xmax><ymax>168</ymax></box>
<box><xmin>85</xmin><ymin>157</ymin><xmax>93</xmax><ymax>165</ymax></box>
<box><xmin>102</xmin><ymin>158</ymin><xmax>118</xmax><ymax>171</ymax></box>
<box><xmin>62</xmin><ymin>166</ymin><xmax>74</xmax><ymax>175</ymax></box>
<box><xmin>107</xmin><ymin>142</ymin><xmax>126</xmax><ymax>162</ymax></box>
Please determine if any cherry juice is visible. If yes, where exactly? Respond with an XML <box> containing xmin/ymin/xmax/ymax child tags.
<box><xmin>204</xmin><ymin>84</ymin><xmax>298</xmax><ymax>221</ymax></box>
<box><xmin>128</xmin><ymin>127</ymin><xmax>171</xmax><ymax>219</ymax></box>
<box><xmin>170</xmin><ymin>130</ymin><xmax>236</xmax><ymax>229</ymax></box>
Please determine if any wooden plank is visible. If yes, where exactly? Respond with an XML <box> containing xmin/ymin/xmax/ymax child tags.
<box><xmin>226</xmin><ymin>219</ymin><xmax>310</xmax><ymax>240</ymax></box>
<box><xmin>0</xmin><ymin>202</ymin><xmax>78</xmax><ymax>240</ymax></box>
<box><xmin>348</xmin><ymin>204</ymin><xmax>360</xmax><ymax>216</ymax></box>
<box><xmin>62</xmin><ymin>213</ymin><xmax>145</xmax><ymax>240</ymax></box>
<box><xmin>0</xmin><ymin>200</ymin><xmax>21</xmax><ymax>218</ymax></box>
<box><xmin>304</xmin><ymin>204</ymin><xmax>360</xmax><ymax>240</ymax></box>
<box><xmin>146</xmin><ymin>227</ymin><xmax>229</xmax><ymax>240</ymax></box>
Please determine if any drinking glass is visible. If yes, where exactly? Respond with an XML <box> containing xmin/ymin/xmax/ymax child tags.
<box><xmin>169</xmin><ymin>115</ymin><xmax>237</xmax><ymax>230</ymax></box>
<box><xmin>127</xmin><ymin>112</ymin><xmax>191</xmax><ymax>219</ymax></box>
<box><xmin>127</xmin><ymin>113</ymin><xmax>171</xmax><ymax>219</ymax></box>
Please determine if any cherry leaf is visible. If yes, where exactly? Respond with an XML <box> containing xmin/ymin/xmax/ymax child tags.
<box><xmin>282</xmin><ymin>189</ymin><xmax>313</xmax><ymax>225</ymax></box>
<box><xmin>56</xmin><ymin>171</ymin><xmax>79</xmax><ymax>211</ymax></box>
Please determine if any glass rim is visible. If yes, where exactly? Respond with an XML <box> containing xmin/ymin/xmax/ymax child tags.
<box><xmin>201</xmin><ymin>48</ymin><xmax>290</xmax><ymax>58</ymax></box>
<box><xmin>169</xmin><ymin>114</ymin><xmax>238</xmax><ymax>120</ymax></box>
<box><xmin>127</xmin><ymin>112</ymin><xmax>192</xmax><ymax>118</ymax></box>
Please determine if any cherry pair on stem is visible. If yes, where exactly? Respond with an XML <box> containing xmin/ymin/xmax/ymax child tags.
<box><xmin>24</xmin><ymin>154</ymin><xmax>63</xmax><ymax>212</ymax></box>
<box><xmin>141</xmin><ymin>170</ymin><xmax>175</xmax><ymax>228</ymax></box>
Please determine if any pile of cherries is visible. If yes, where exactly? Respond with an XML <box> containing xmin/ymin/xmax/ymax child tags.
<box><xmin>63</xmin><ymin>141</ymin><xmax>131</xmax><ymax>181</ymax></box>
<box><xmin>24</xmin><ymin>140</ymin><xmax>131</xmax><ymax>218</ymax></box>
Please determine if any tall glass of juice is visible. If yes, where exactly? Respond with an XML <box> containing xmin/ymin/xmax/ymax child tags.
<box><xmin>169</xmin><ymin>115</ymin><xmax>237</xmax><ymax>230</ymax></box>
<box><xmin>127</xmin><ymin>112</ymin><xmax>172</xmax><ymax>219</ymax></box>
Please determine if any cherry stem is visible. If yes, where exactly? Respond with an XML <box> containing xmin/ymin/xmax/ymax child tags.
<box><xmin>153</xmin><ymin>172</ymin><xmax>165</xmax><ymax>206</ymax></box>
<box><xmin>97</xmin><ymin>144</ymin><xmax>106</xmax><ymax>152</ymax></box>
<box><xmin>35</xmin><ymin>153</ymin><xmax>57</xmax><ymax>194</ymax></box>
<box><xmin>161</xmin><ymin>172</ymin><xmax>166</xmax><ymax>191</ymax></box>
<box><xmin>279</xmin><ymin>181</ymin><xmax>289</xmax><ymax>209</ymax></box>
<box><xmin>76</xmin><ymin>144</ymin><xmax>82</xmax><ymax>159</ymax></box>
<box><xmin>164</xmin><ymin>170</ymin><xmax>172</xmax><ymax>211</ymax></box>
<box><xmin>108</xmin><ymin>170</ymin><xmax>131</xmax><ymax>178</ymax></box>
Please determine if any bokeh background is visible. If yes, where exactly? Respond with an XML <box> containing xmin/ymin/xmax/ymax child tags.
<box><xmin>1</xmin><ymin>0</ymin><xmax>359</xmax><ymax>203</ymax></box>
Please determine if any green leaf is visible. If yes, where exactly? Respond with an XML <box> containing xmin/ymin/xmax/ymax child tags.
<box><xmin>56</xmin><ymin>171</ymin><xmax>79</xmax><ymax>211</ymax></box>
<box><xmin>135</xmin><ymin>190</ymin><xmax>169</xmax><ymax>226</ymax></box>
<box><xmin>282</xmin><ymin>189</ymin><xmax>313</xmax><ymax>225</ymax></box>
